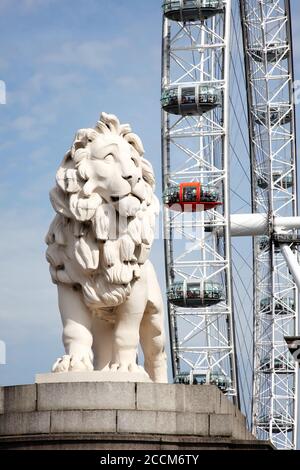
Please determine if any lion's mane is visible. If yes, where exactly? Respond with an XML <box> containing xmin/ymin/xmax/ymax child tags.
<box><xmin>46</xmin><ymin>113</ymin><xmax>159</xmax><ymax>315</ymax></box>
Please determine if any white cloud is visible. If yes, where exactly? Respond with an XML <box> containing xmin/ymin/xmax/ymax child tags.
<box><xmin>0</xmin><ymin>0</ymin><xmax>58</xmax><ymax>12</ymax></box>
<box><xmin>9</xmin><ymin>70</ymin><xmax>87</xmax><ymax>107</ymax></box>
<box><xmin>7</xmin><ymin>70</ymin><xmax>87</xmax><ymax>141</ymax></box>
<box><xmin>28</xmin><ymin>145</ymin><xmax>50</xmax><ymax>163</ymax></box>
<box><xmin>41</xmin><ymin>39</ymin><xmax>127</xmax><ymax>72</ymax></box>
<box><xmin>114</xmin><ymin>76</ymin><xmax>141</xmax><ymax>89</ymax></box>
<box><xmin>11</xmin><ymin>110</ymin><xmax>56</xmax><ymax>141</ymax></box>
<box><xmin>12</xmin><ymin>115</ymin><xmax>37</xmax><ymax>132</ymax></box>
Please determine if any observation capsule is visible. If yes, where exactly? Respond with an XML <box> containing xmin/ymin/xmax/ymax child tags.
<box><xmin>163</xmin><ymin>182</ymin><xmax>221</xmax><ymax>211</ymax></box>
<box><xmin>168</xmin><ymin>280</ymin><xmax>224</xmax><ymax>307</ymax></box>
<box><xmin>260</xmin><ymin>297</ymin><xmax>295</xmax><ymax>315</ymax></box>
<box><xmin>162</xmin><ymin>0</ymin><xmax>224</xmax><ymax>22</ymax></box>
<box><xmin>255</xmin><ymin>106</ymin><xmax>292</xmax><ymax>126</ymax></box>
<box><xmin>260</xmin><ymin>355</ymin><xmax>294</xmax><ymax>374</ymax></box>
<box><xmin>161</xmin><ymin>84</ymin><xmax>221</xmax><ymax>116</ymax></box>
<box><xmin>257</xmin><ymin>171</ymin><xmax>293</xmax><ymax>189</ymax></box>
<box><xmin>174</xmin><ymin>372</ymin><xmax>231</xmax><ymax>392</ymax></box>
<box><xmin>249</xmin><ymin>42</ymin><xmax>288</xmax><ymax>63</ymax></box>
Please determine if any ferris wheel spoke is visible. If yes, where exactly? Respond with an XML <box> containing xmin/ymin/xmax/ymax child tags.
<box><xmin>162</xmin><ymin>0</ymin><xmax>238</xmax><ymax>400</ymax></box>
<box><xmin>240</xmin><ymin>0</ymin><xmax>298</xmax><ymax>449</ymax></box>
<box><xmin>161</xmin><ymin>0</ymin><xmax>298</xmax><ymax>447</ymax></box>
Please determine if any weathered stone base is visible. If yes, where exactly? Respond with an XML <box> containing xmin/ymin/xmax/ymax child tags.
<box><xmin>0</xmin><ymin>433</ymin><xmax>272</xmax><ymax>450</ymax></box>
<box><xmin>0</xmin><ymin>383</ymin><xmax>272</xmax><ymax>450</ymax></box>
<box><xmin>35</xmin><ymin>370</ymin><xmax>151</xmax><ymax>384</ymax></box>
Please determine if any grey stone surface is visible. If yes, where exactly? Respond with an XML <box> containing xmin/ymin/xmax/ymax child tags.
<box><xmin>185</xmin><ymin>385</ymin><xmax>221</xmax><ymax>414</ymax></box>
<box><xmin>231</xmin><ymin>412</ymin><xmax>255</xmax><ymax>441</ymax></box>
<box><xmin>137</xmin><ymin>383</ymin><xmax>185</xmax><ymax>412</ymax></box>
<box><xmin>218</xmin><ymin>392</ymin><xmax>237</xmax><ymax>414</ymax></box>
<box><xmin>117</xmin><ymin>410</ymin><xmax>209</xmax><ymax>435</ymax></box>
<box><xmin>0</xmin><ymin>387</ymin><xmax>3</xmax><ymax>415</ymax></box>
<box><xmin>209</xmin><ymin>413</ymin><xmax>234</xmax><ymax>437</ymax></box>
<box><xmin>232</xmin><ymin>410</ymin><xmax>248</xmax><ymax>439</ymax></box>
<box><xmin>137</xmin><ymin>383</ymin><xmax>222</xmax><ymax>414</ymax></box>
<box><xmin>118</xmin><ymin>410</ymin><xmax>175</xmax><ymax>434</ymax></box>
<box><xmin>0</xmin><ymin>382</ymin><xmax>264</xmax><ymax>450</ymax></box>
<box><xmin>232</xmin><ymin>422</ymin><xmax>248</xmax><ymax>440</ymax></box>
<box><xmin>36</xmin><ymin>371</ymin><xmax>150</xmax><ymax>383</ymax></box>
<box><xmin>3</xmin><ymin>385</ymin><xmax>36</xmax><ymax>413</ymax></box>
<box><xmin>0</xmin><ymin>411</ymin><xmax>50</xmax><ymax>435</ymax></box>
<box><xmin>175</xmin><ymin>412</ymin><xmax>209</xmax><ymax>436</ymax></box>
<box><xmin>37</xmin><ymin>382</ymin><xmax>135</xmax><ymax>411</ymax></box>
<box><xmin>0</xmin><ymin>433</ymin><xmax>273</xmax><ymax>450</ymax></box>
<box><xmin>218</xmin><ymin>393</ymin><xmax>246</xmax><ymax>421</ymax></box>
<box><xmin>50</xmin><ymin>410</ymin><xmax>116</xmax><ymax>433</ymax></box>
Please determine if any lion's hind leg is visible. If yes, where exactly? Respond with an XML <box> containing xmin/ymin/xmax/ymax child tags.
<box><xmin>140</xmin><ymin>302</ymin><xmax>168</xmax><ymax>383</ymax></box>
<box><xmin>92</xmin><ymin>316</ymin><xmax>114</xmax><ymax>371</ymax></box>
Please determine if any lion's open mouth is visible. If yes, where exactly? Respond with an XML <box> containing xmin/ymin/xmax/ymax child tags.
<box><xmin>111</xmin><ymin>193</ymin><xmax>143</xmax><ymax>204</ymax></box>
<box><xmin>111</xmin><ymin>195</ymin><xmax>124</xmax><ymax>202</ymax></box>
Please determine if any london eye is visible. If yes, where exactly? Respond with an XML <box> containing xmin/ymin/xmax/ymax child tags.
<box><xmin>161</xmin><ymin>0</ymin><xmax>299</xmax><ymax>450</ymax></box>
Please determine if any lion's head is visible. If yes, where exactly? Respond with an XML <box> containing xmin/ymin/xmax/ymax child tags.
<box><xmin>46</xmin><ymin>113</ymin><xmax>159</xmax><ymax>313</ymax></box>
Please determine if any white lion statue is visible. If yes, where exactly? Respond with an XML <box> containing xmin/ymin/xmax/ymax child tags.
<box><xmin>46</xmin><ymin>112</ymin><xmax>168</xmax><ymax>383</ymax></box>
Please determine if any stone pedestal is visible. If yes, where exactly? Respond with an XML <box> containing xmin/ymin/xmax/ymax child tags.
<box><xmin>0</xmin><ymin>383</ymin><xmax>272</xmax><ymax>450</ymax></box>
<box><xmin>35</xmin><ymin>370</ymin><xmax>151</xmax><ymax>384</ymax></box>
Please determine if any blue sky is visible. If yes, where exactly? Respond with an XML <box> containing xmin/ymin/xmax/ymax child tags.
<box><xmin>0</xmin><ymin>0</ymin><xmax>165</xmax><ymax>385</ymax></box>
<box><xmin>0</xmin><ymin>0</ymin><xmax>300</xmax><ymax>400</ymax></box>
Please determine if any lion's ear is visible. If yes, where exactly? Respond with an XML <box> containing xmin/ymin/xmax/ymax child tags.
<box><xmin>97</xmin><ymin>112</ymin><xmax>121</xmax><ymax>135</ymax></box>
<box><xmin>95</xmin><ymin>121</ymin><xmax>111</xmax><ymax>135</ymax></box>
<box><xmin>124</xmin><ymin>132</ymin><xmax>145</xmax><ymax>156</ymax></box>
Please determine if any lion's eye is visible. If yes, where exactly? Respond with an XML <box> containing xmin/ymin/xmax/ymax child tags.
<box><xmin>104</xmin><ymin>154</ymin><xmax>114</xmax><ymax>163</ymax></box>
<box><xmin>131</xmin><ymin>156</ymin><xmax>138</xmax><ymax>167</ymax></box>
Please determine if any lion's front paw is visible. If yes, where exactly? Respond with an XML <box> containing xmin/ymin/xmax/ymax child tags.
<box><xmin>52</xmin><ymin>353</ymin><xmax>94</xmax><ymax>372</ymax></box>
<box><xmin>109</xmin><ymin>362</ymin><xmax>144</xmax><ymax>373</ymax></box>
